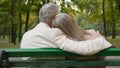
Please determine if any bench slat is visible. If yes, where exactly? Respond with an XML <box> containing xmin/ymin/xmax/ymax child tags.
<box><xmin>10</xmin><ymin>59</ymin><xmax>120</xmax><ymax>67</ymax></box>
<box><xmin>0</xmin><ymin>48</ymin><xmax>120</xmax><ymax>57</ymax></box>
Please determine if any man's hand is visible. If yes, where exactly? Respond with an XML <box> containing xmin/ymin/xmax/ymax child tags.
<box><xmin>85</xmin><ymin>29</ymin><xmax>103</xmax><ymax>40</ymax></box>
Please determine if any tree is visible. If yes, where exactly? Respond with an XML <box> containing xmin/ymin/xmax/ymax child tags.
<box><xmin>110</xmin><ymin>0</ymin><xmax>116</xmax><ymax>39</ymax></box>
<box><xmin>18</xmin><ymin>0</ymin><xmax>22</xmax><ymax>42</ymax></box>
<box><xmin>11</xmin><ymin>0</ymin><xmax>17</xmax><ymax>44</ymax></box>
<box><xmin>25</xmin><ymin>0</ymin><xmax>30</xmax><ymax>32</ymax></box>
<box><xmin>72</xmin><ymin>0</ymin><xmax>103</xmax><ymax>29</ymax></box>
<box><xmin>102</xmin><ymin>0</ymin><xmax>107</xmax><ymax>37</ymax></box>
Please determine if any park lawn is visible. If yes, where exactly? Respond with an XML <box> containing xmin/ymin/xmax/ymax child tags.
<box><xmin>108</xmin><ymin>37</ymin><xmax>120</xmax><ymax>47</ymax></box>
<box><xmin>0</xmin><ymin>43</ymin><xmax>20</xmax><ymax>48</ymax></box>
<box><xmin>0</xmin><ymin>38</ymin><xmax>20</xmax><ymax>48</ymax></box>
<box><xmin>0</xmin><ymin>45</ymin><xmax>20</xmax><ymax>48</ymax></box>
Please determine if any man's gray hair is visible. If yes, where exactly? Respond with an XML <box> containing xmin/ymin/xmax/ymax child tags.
<box><xmin>39</xmin><ymin>3</ymin><xmax>59</xmax><ymax>21</ymax></box>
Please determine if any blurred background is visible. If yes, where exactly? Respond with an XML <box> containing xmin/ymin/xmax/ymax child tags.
<box><xmin>0</xmin><ymin>0</ymin><xmax>120</xmax><ymax>48</ymax></box>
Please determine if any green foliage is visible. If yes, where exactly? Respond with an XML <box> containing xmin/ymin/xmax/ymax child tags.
<box><xmin>0</xmin><ymin>0</ymin><xmax>120</xmax><ymax>44</ymax></box>
<box><xmin>73</xmin><ymin>0</ymin><xmax>120</xmax><ymax>38</ymax></box>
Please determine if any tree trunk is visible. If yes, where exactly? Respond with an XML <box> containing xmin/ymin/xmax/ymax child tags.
<box><xmin>11</xmin><ymin>0</ymin><xmax>17</xmax><ymax>45</ymax></box>
<box><xmin>2</xmin><ymin>26</ymin><xmax>6</xmax><ymax>39</ymax></box>
<box><xmin>25</xmin><ymin>0</ymin><xmax>30</xmax><ymax>32</ymax></box>
<box><xmin>18</xmin><ymin>0</ymin><xmax>22</xmax><ymax>42</ymax></box>
<box><xmin>13</xmin><ymin>24</ymin><xmax>17</xmax><ymax>44</ymax></box>
<box><xmin>18</xmin><ymin>11</ymin><xmax>22</xmax><ymax>43</ymax></box>
<box><xmin>102</xmin><ymin>0</ymin><xmax>107</xmax><ymax>38</ymax></box>
<box><xmin>8</xmin><ymin>29</ymin><xmax>11</xmax><ymax>43</ymax></box>
<box><xmin>110</xmin><ymin>0</ymin><xmax>116</xmax><ymax>39</ymax></box>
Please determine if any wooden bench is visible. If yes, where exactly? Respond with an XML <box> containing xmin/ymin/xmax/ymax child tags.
<box><xmin>0</xmin><ymin>48</ymin><xmax>120</xmax><ymax>68</ymax></box>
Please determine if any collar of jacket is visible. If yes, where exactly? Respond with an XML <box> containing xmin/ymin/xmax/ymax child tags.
<box><xmin>38</xmin><ymin>22</ymin><xmax>51</xmax><ymax>28</ymax></box>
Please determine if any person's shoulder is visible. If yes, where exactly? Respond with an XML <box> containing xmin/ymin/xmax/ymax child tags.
<box><xmin>22</xmin><ymin>30</ymin><xmax>32</xmax><ymax>37</ymax></box>
<box><xmin>52</xmin><ymin>28</ymin><xmax>63</xmax><ymax>33</ymax></box>
<box><xmin>51</xmin><ymin>28</ymin><xmax>64</xmax><ymax>36</ymax></box>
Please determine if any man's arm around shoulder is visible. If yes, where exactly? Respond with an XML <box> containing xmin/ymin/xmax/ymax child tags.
<box><xmin>53</xmin><ymin>29</ymin><xmax>112</xmax><ymax>55</ymax></box>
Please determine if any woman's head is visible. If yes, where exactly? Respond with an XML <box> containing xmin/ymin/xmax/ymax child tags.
<box><xmin>52</xmin><ymin>13</ymin><xmax>86</xmax><ymax>41</ymax></box>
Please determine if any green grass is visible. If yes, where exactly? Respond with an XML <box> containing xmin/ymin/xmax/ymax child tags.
<box><xmin>0</xmin><ymin>39</ymin><xmax>20</xmax><ymax>48</ymax></box>
<box><xmin>0</xmin><ymin>45</ymin><xmax>20</xmax><ymax>48</ymax></box>
<box><xmin>107</xmin><ymin>36</ymin><xmax>120</xmax><ymax>47</ymax></box>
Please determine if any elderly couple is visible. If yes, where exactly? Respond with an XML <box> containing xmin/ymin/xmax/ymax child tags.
<box><xmin>20</xmin><ymin>2</ymin><xmax>112</xmax><ymax>68</ymax></box>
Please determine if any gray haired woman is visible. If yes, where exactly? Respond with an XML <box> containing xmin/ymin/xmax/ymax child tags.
<box><xmin>52</xmin><ymin>13</ymin><xmax>100</xmax><ymax>41</ymax></box>
<box><xmin>52</xmin><ymin>13</ymin><xmax>105</xmax><ymax>68</ymax></box>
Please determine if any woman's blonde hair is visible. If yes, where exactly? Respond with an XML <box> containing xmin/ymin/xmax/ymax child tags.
<box><xmin>52</xmin><ymin>13</ymin><xmax>86</xmax><ymax>41</ymax></box>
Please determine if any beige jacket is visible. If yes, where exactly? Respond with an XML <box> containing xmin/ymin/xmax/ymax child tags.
<box><xmin>21</xmin><ymin>23</ymin><xmax>112</xmax><ymax>55</ymax></box>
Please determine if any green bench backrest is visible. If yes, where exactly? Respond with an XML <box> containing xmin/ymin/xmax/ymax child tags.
<box><xmin>0</xmin><ymin>48</ymin><xmax>120</xmax><ymax>67</ymax></box>
<box><xmin>1</xmin><ymin>48</ymin><xmax>120</xmax><ymax>57</ymax></box>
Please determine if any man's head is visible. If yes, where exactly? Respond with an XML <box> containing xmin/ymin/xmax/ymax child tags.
<box><xmin>39</xmin><ymin>3</ymin><xmax>59</xmax><ymax>27</ymax></box>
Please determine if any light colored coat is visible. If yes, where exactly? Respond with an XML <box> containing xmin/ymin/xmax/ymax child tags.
<box><xmin>21</xmin><ymin>22</ymin><xmax>112</xmax><ymax>55</ymax></box>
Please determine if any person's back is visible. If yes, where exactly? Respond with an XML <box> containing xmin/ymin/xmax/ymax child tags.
<box><xmin>21</xmin><ymin>22</ymin><xmax>61</xmax><ymax>48</ymax></box>
<box><xmin>21</xmin><ymin>2</ymin><xmax>60</xmax><ymax>48</ymax></box>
